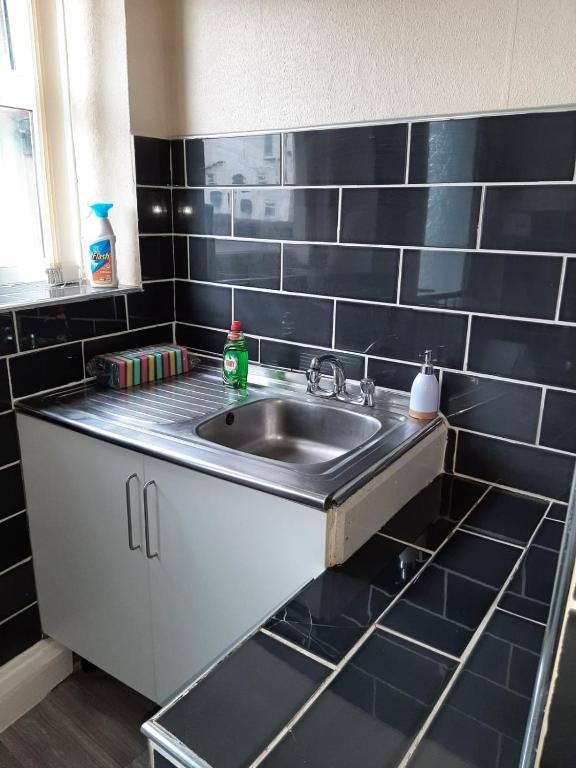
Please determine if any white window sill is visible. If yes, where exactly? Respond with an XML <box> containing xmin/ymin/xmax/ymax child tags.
<box><xmin>0</xmin><ymin>281</ymin><xmax>142</xmax><ymax>312</ymax></box>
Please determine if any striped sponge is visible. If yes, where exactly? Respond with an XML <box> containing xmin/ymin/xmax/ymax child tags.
<box><xmin>87</xmin><ymin>344</ymin><xmax>191</xmax><ymax>389</ymax></box>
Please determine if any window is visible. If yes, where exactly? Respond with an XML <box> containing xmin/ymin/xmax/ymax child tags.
<box><xmin>264</xmin><ymin>202</ymin><xmax>276</xmax><ymax>217</ymax></box>
<box><xmin>0</xmin><ymin>1</ymin><xmax>47</xmax><ymax>284</ymax></box>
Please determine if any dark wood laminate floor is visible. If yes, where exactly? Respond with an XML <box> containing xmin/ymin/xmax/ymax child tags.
<box><xmin>0</xmin><ymin>668</ymin><xmax>156</xmax><ymax>768</ymax></box>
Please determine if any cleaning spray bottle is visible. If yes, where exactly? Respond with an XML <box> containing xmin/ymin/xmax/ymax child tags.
<box><xmin>409</xmin><ymin>350</ymin><xmax>439</xmax><ymax>420</ymax></box>
<box><xmin>87</xmin><ymin>203</ymin><xmax>118</xmax><ymax>288</ymax></box>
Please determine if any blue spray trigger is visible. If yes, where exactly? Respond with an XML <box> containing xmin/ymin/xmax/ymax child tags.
<box><xmin>89</xmin><ymin>203</ymin><xmax>113</xmax><ymax>218</ymax></box>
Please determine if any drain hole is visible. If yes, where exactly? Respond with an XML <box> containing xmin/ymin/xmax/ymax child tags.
<box><xmin>225</xmin><ymin>412</ymin><xmax>235</xmax><ymax>426</ymax></box>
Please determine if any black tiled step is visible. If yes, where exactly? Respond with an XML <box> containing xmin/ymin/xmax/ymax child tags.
<box><xmin>461</xmin><ymin>488</ymin><xmax>547</xmax><ymax>546</ymax></box>
<box><xmin>156</xmin><ymin>632</ymin><xmax>328</xmax><ymax>768</ymax></box>
<box><xmin>381</xmin><ymin>532</ymin><xmax>521</xmax><ymax>657</ymax></box>
<box><xmin>0</xmin><ymin>604</ymin><xmax>42</xmax><ymax>667</ymax></box>
<box><xmin>380</xmin><ymin>474</ymin><xmax>486</xmax><ymax>552</ymax></box>
<box><xmin>500</xmin><ymin>538</ymin><xmax>561</xmax><ymax>625</ymax></box>
<box><xmin>265</xmin><ymin>536</ymin><xmax>428</xmax><ymax>663</ymax></box>
<box><xmin>408</xmin><ymin>611</ymin><xmax>544</xmax><ymax>768</ymax></box>
<box><xmin>261</xmin><ymin>630</ymin><xmax>456</xmax><ymax>768</ymax></box>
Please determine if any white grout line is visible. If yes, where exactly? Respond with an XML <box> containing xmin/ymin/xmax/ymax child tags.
<box><xmin>231</xmin><ymin>288</ymin><xmax>235</xmax><ymax>322</ymax></box>
<box><xmin>155</xmin><ymin>231</ymin><xmax>576</xmax><ymax>259</ymax></box>
<box><xmin>395</xmin><ymin>511</ymin><xmax>550</xmax><ymax>768</ymax></box>
<box><xmin>454</xmin><ymin>424</ymin><xmax>576</xmax><ymax>458</ymax></box>
<box><xmin>279</xmin><ymin>242</ymin><xmax>284</xmax><ymax>290</ymax></box>
<box><xmin>258</xmin><ymin>628</ymin><xmax>337</xmax><ymax>670</ymax></box>
<box><xmin>535</xmin><ymin>387</ymin><xmax>547</xmax><ymax>445</ymax></box>
<box><xmin>0</xmin><ymin>460</ymin><xmax>21</xmax><ymax>472</ymax></box>
<box><xmin>11</xmin><ymin>311</ymin><xmax>20</xmax><ymax>354</ymax></box>
<box><xmin>161</xmin><ymin>179</ymin><xmax>576</xmax><ymax>190</ymax></box>
<box><xmin>0</xmin><ymin>556</ymin><xmax>32</xmax><ymax>579</ymax></box>
<box><xmin>0</xmin><ymin>509</ymin><xmax>27</xmax><ymax>525</ymax></box>
<box><xmin>375</xmin><ymin>531</ymin><xmax>434</xmax><ymax>555</ymax></box>
<box><xmin>336</xmin><ymin>188</ymin><xmax>343</xmax><ymax>243</ymax></box>
<box><xmin>172</xmin><ymin>277</ymin><xmax>576</xmax><ymax>327</ymax></box>
<box><xmin>452</xmin><ymin>471</ymin><xmax>567</xmax><ymax>504</ymax></box>
<box><xmin>404</xmin><ymin>124</ymin><xmax>412</xmax><ymax>184</ymax></box>
<box><xmin>331</xmin><ymin>300</ymin><xmax>337</xmax><ymax>349</ymax></box>
<box><xmin>0</xmin><ymin>601</ymin><xmax>38</xmax><ymax>628</ymax></box>
<box><xmin>396</xmin><ymin>248</ymin><xmax>403</xmax><ymax>304</ymax></box>
<box><xmin>374</xmin><ymin>624</ymin><xmax>460</xmax><ymax>662</ymax></box>
<box><xmin>452</xmin><ymin>430</ymin><xmax>459</xmax><ymax>473</ymax></box>
<box><xmin>475</xmin><ymin>186</ymin><xmax>487</xmax><ymax>249</ymax></box>
<box><xmin>458</xmin><ymin>527</ymin><xmax>524</xmax><ymax>550</ymax></box>
<box><xmin>495</xmin><ymin>606</ymin><xmax>547</xmax><ymax>628</ymax></box>
<box><xmin>555</xmin><ymin>256</ymin><xmax>568</xmax><ymax>321</ymax></box>
<box><xmin>462</xmin><ymin>315</ymin><xmax>472</xmax><ymax>371</ymax></box>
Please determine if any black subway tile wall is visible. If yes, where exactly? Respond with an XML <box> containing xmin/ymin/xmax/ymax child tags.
<box><xmin>169</xmin><ymin>109</ymin><xmax>576</xmax><ymax>506</ymax></box>
<box><xmin>0</xmin><ymin>136</ymin><xmax>175</xmax><ymax>668</ymax></box>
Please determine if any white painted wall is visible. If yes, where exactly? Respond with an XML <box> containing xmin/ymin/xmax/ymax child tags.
<box><xmin>126</xmin><ymin>0</ymin><xmax>576</xmax><ymax>138</ymax></box>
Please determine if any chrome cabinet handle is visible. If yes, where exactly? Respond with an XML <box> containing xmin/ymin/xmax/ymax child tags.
<box><xmin>143</xmin><ymin>480</ymin><xmax>159</xmax><ymax>559</ymax></box>
<box><xmin>125</xmin><ymin>473</ymin><xmax>140</xmax><ymax>551</ymax></box>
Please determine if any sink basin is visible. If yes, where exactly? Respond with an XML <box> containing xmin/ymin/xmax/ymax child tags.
<box><xmin>196</xmin><ymin>397</ymin><xmax>383</xmax><ymax>465</ymax></box>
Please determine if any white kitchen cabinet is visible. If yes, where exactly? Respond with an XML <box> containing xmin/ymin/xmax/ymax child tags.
<box><xmin>17</xmin><ymin>415</ymin><xmax>327</xmax><ymax>703</ymax></box>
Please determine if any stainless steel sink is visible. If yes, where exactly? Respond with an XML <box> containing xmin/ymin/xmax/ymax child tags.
<box><xmin>196</xmin><ymin>398</ymin><xmax>382</xmax><ymax>465</ymax></box>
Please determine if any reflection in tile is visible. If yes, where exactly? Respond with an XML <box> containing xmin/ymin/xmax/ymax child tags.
<box><xmin>170</xmin><ymin>139</ymin><xmax>185</xmax><ymax>186</ymax></box>
<box><xmin>481</xmin><ymin>186</ymin><xmax>576</xmax><ymax>253</ymax></box>
<box><xmin>189</xmin><ymin>238</ymin><xmax>280</xmax><ymax>289</ymax></box>
<box><xmin>380</xmin><ymin>474</ymin><xmax>486</xmax><ymax>551</ymax></box>
<box><xmin>127</xmin><ymin>281</ymin><xmax>174</xmax><ymax>329</ymax></box>
<box><xmin>176</xmin><ymin>323</ymin><xmax>259</xmax><ymax>360</ymax></box>
<box><xmin>409</xmin><ymin>611</ymin><xmax>544</xmax><ymax>768</ymax></box>
<box><xmin>139</xmin><ymin>236</ymin><xmax>174</xmax><ymax>281</ymax></box>
<box><xmin>468</xmin><ymin>316</ymin><xmax>576</xmax><ymax>390</ymax></box>
<box><xmin>367</xmin><ymin>358</ymin><xmax>421</xmax><ymax>393</ymax></box>
<box><xmin>260</xmin><ymin>340</ymin><xmax>364</xmax><ymax>380</ymax></box>
<box><xmin>234</xmin><ymin>189</ymin><xmax>338</xmax><ymax>242</ymax></box>
<box><xmin>173</xmin><ymin>189</ymin><xmax>231</xmax><ymax>236</ymax></box>
<box><xmin>175</xmin><ymin>281</ymin><xmax>231</xmax><ymax>329</ymax></box>
<box><xmin>0</xmin><ymin>464</ymin><xmax>26</xmax><ymax>520</ymax></box>
<box><xmin>157</xmin><ymin>632</ymin><xmax>328</xmax><ymax>768</ymax></box>
<box><xmin>16</xmin><ymin>297</ymin><xmax>127</xmax><ymax>351</ymax></box>
<box><xmin>134</xmin><ymin>137</ymin><xmax>171</xmax><ymax>186</ymax></box>
<box><xmin>409</xmin><ymin>112</ymin><xmax>576</xmax><ymax>183</ymax></box>
<box><xmin>0</xmin><ymin>513</ymin><xmax>32</xmax><ymax>572</ymax></box>
<box><xmin>500</xmin><ymin>541</ymin><xmax>560</xmax><ymax>624</ymax></box>
<box><xmin>462</xmin><ymin>488</ymin><xmax>547</xmax><ymax>546</ymax></box>
<box><xmin>265</xmin><ymin>536</ymin><xmax>428</xmax><ymax>662</ymax></box>
<box><xmin>0</xmin><ymin>560</ymin><xmax>36</xmax><ymax>623</ymax></box>
<box><xmin>235</xmin><ymin>290</ymin><xmax>333</xmax><ymax>347</ymax></box>
<box><xmin>559</xmin><ymin>259</ymin><xmax>576</xmax><ymax>322</ymax></box>
<box><xmin>186</xmin><ymin>134</ymin><xmax>281</xmax><ymax>186</ymax></box>
<box><xmin>0</xmin><ymin>604</ymin><xmax>42</xmax><ymax>667</ymax></box>
<box><xmin>0</xmin><ymin>359</ymin><xmax>11</xmax><ymax>411</ymax></box>
<box><xmin>9</xmin><ymin>343</ymin><xmax>84</xmax><ymax>398</ymax></box>
<box><xmin>335</xmin><ymin>302</ymin><xmax>468</xmax><ymax>369</ymax></box>
<box><xmin>456</xmin><ymin>431</ymin><xmax>575</xmax><ymax>502</ymax></box>
<box><xmin>284</xmin><ymin>124</ymin><xmax>407</xmax><ymax>185</ymax></box>
<box><xmin>262</xmin><ymin>630</ymin><xmax>456</xmax><ymax>768</ymax></box>
<box><xmin>440</xmin><ymin>372</ymin><xmax>541</xmax><ymax>443</ymax></box>
<box><xmin>341</xmin><ymin>187</ymin><xmax>481</xmax><ymax>248</ymax></box>
<box><xmin>540</xmin><ymin>390</ymin><xmax>576</xmax><ymax>454</ymax></box>
<box><xmin>400</xmin><ymin>250</ymin><xmax>562</xmax><ymax>319</ymax></box>
<box><xmin>0</xmin><ymin>412</ymin><xmax>19</xmax><ymax>467</ymax></box>
<box><xmin>381</xmin><ymin>532</ymin><xmax>520</xmax><ymax>656</ymax></box>
<box><xmin>1</xmin><ymin>313</ymin><xmax>17</xmax><ymax>356</ymax></box>
<box><xmin>136</xmin><ymin>187</ymin><xmax>172</xmax><ymax>234</ymax></box>
<box><xmin>283</xmin><ymin>244</ymin><xmax>399</xmax><ymax>302</ymax></box>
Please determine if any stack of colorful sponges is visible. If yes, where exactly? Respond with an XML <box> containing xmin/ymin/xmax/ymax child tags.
<box><xmin>87</xmin><ymin>344</ymin><xmax>190</xmax><ymax>389</ymax></box>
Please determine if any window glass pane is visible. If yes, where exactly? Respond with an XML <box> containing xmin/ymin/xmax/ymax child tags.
<box><xmin>0</xmin><ymin>106</ymin><xmax>44</xmax><ymax>283</ymax></box>
<box><xmin>0</xmin><ymin>0</ymin><xmax>14</xmax><ymax>70</ymax></box>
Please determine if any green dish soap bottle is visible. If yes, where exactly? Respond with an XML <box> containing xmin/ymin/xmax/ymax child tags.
<box><xmin>222</xmin><ymin>320</ymin><xmax>249</xmax><ymax>388</ymax></box>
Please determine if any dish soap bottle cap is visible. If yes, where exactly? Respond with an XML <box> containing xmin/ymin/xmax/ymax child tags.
<box><xmin>89</xmin><ymin>203</ymin><xmax>114</xmax><ymax>218</ymax></box>
<box><xmin>228</xmin><ymin>320</ymin><xmax>243</xmax><ymax>339</ymax></box>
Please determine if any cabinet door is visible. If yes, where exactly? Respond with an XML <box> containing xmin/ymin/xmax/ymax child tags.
<box><xmin>18</xmin><ymin>416</ymin><xmax>156</xmax><ymax>700</ymax></box>
<box><xmin>144</xmin><ymin>456</ymin><xmax>327</xmax><ymax>702</ymax></box>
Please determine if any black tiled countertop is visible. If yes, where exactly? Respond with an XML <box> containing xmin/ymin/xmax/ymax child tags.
<box><xmin>144</xmin><ymin>474</ymin><xmax>563</xmax><ymax>768</ymax></box>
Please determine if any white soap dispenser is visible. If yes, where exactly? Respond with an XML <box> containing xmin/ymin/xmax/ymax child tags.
<box><xmin>409</xmin><ymin>350</ymin><xmax>439</xmax><ymax>420</ymax></box>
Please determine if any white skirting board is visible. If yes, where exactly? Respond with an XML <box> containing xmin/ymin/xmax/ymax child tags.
<box><xmin>0</xmin><ymin>638</ymin><xmax>73</xmax><ymax>733</ymax></box>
